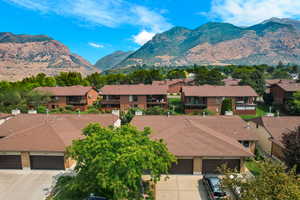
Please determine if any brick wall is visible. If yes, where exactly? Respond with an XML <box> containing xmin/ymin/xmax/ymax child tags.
<box><xmin>271</xmin><ymin>85</ymin><xmax>286</xmax><ymax>105</ymax></box>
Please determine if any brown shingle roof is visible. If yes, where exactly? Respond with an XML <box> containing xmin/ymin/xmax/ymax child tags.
<box><xmin>222</xmin><ymin>78</ymin><xmax>241</xmax><ymax>86</ymax></box>
<box><xmin>182</xmin><ymin>85</ymin><xmax>258</xmax><ymax>97</ymax></box>
<box><xmin>0</xmin><ymin>113</ymin><xmax>12</xmax><ymax>119</ymax></box>
<box><xmin>0</xmin><ymin>114</ymin><xmax>118</xmax><ymax>152</ymax></box>
<box><xmin>131</xmin><ymin>115</ymin><xmax>254</xmax><ymax>157</ymax></box>
<box><xmin>34</xmin><ymin>86</ymin><xmax>95</xmax><ymax>96</ymax></box>
<box><xmin>265</xmin><ymin>79</ymin><xmax>295</xmax><ymax>86</ymax></box>
<box><xmin>277</xmin><ymin>83</ymin><xmax>300</xmax><ymax>92</ymax></box>
<box><xmin>100</xmin><ymin>84</ymin><xmax>168</xmax><ymax>95</ymax></box>
<box><xmin>260</xmin><ymin>116</ymin><xmax>300</xmax><ymax>147</ymax></box>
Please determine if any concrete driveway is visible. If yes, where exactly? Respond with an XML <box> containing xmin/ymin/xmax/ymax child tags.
<box><xmin>0</xmin><ymin>170</ymin><xmax>63</xmax><ymax>200</ymax></box>
<box><xmin>156</xmin><ymin>175</ymin><xmax>208</xmax><ymax>200</ymax></box>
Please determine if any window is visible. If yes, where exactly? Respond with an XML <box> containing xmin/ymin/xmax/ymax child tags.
<box><xmin>239</xmin><ymin>141</ymin><xmax>250</xmax><ymax>148</ymax></box>
<box><xmin>129</xmin><ymin>95</ymin><xmax>138</xmax><ymax>102</ymax></box>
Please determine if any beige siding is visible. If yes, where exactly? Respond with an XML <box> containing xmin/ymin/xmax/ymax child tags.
<box><xmin>249</xmin><ymin>122</ymin><xmax>272</xmax><ymax>154</ymax></box>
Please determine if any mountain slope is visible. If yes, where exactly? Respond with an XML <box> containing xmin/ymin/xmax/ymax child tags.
<box><xmin>113</xmin><ymin>18</ymin><xmax>300</xmax><ymax>69</ymax></box>
<box><xmin>0</xmin><ymin>32</ymin><xmax>99</xmax><ymax>81</ymax></box>
<box><xmin>95</xmin><ymin>50</ymin><xmax>133</xmax><ymax>71</ymax></box>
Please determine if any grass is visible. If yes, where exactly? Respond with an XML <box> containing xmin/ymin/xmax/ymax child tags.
<box><xmin>245</xmin><ymin>160</ymin><xmax>261</xmax><ymax>176</ymax></box>
<box><xmin>240</xmin><ymin>104</ymin><xmax>269</xmax><ymax>120</ymax></box>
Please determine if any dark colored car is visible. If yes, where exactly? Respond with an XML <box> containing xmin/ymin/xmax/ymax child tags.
<box><xmin>203</xmin><ymin>176</ymin><xmax>227</xmax><ymax>200</ymax></box>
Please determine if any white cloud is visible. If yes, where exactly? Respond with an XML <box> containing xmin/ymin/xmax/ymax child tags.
<box><xmin>4</xmin><ymin>0</ymin><xmax>172</xmax><ymax>44</ymax></box>
<box><xmin>88</xmin><ymin>42</ymin><xmax>104</xmax><ymax>48</ymax></box>
<box><xmin>205</xmin><ymin>0</ymin><xmax>300</xmax><ymax>26</ymax></box>
<box><xmin>133</xmin><ymin>30</ymin><xmax>155</xmax><ymax>45</ymax></box>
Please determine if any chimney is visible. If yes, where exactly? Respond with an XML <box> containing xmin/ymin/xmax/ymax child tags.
<box><xmin>78</xmin><ymin>110</ymin><xmax>81</xmax><ymax>117</ymax></box>
<box><xmin>202</xmin><ymin>112</ymin><xmax>206</xmax><ymax>117</ymax></box>
<box><xmin>246</xmin><ymin>122</ymin><xmax>250</xmax><ymax>129</ymax></box>
<box><xmin>167</xmin><ymin>112</ymin><xmax>170</xmax><ymax>117</ymax></box>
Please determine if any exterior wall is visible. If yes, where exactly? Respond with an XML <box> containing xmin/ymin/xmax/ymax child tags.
<box><xmin>249</xmin><ymin>122</ymin><xmax>272</xmax><ymax>154</ymax></box>
<box><xmin>120</xmin><ymin>95</ymin><xmax>148</xmax><ymax>110</ymax></box>
<box><xmin>206</xmin><ymin>97</ymin><xmax>221</xmax><ymax>113</ymax></box>
<box><xmin>271</xmin><ymin>142</ymin><xmax>285</xmax><ymax>160</ymax></box>
<box><xmin>168</xmin><ymin>82</ymin><xmax>185</xmax><ymax>94</ymax></box>
<box><xmin>64</xmin><ymin>157</ymin><xmax>76</xmax><ymax>169</ymax></box>
<box><xmin>21</xmin><ymin>152</ymin><xmax>30</xmax><ymax>170</ymax></box>
<box><xmin>86</xmin><ymin>89</ymin><xmax>99</xmax><ymax>106</ymax></box>
<box><xmin>102</xmin><ymin>95</ymin><xmax>168</xmax><ymax>111</ymax></box>
<box><xmin>240</xmin><ymin>157</ymin><xmax>246</xmax><ymax>173</ymax></box>
<box><xmin>271</xmin><ymin>85</ymin><xmax>286</xmax><ymax>105</ymax></box>
<box><xmin>48</xmin><ymin>96</ymin><xmax>67</xmax><ymax>109</ymax></box>
<box><xmin>193</xmin><ymin>157</ymin><xmax>203</xmax><ymax>175</ymax></box>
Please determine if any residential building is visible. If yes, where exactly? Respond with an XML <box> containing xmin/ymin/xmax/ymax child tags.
<box><xmin>222</xmin><ymin>78</ymin><xmax>241</xmax><ymax>86</ymax></box>
<box><xmin>152</xmin><ymin>78</ymin><xmax>194</xmax><ymax>94</ymax></box>
<box><xmin>250</xmin><ymin>116</ymin><xmax>300</xmax><ymax>160</ymax></box>
<box><xmin>131</xmin><ymin>115</ymin><xmax>257</xmax><ymax>174</ymax></box>
<box><xmin>270</xmin><ymin>82</ymin><xmax>300</xmax><ymax>108</ymax></box>
<box><xmin>99</xmin><ymin>84</ymin><xmax>168</xmax><ymax>111</ymax></box>
<box><xmin>0</xmin><ymin>114</ymin><xmax>119</xmax><ymax>170</ymax></box>
<box><xmin>181</xmin><ymin>85</ymin><xmax>258</xmax><ymax>115</ymax></box>
<box><xmin>265</xmin><ymin>79</ymin><xmax>295</xmax><ymax>94</ymax></box>
<box><xmin>35</xmin><ymin>86</ymin><xmax>99</xmax><ymax>110</ymax></box>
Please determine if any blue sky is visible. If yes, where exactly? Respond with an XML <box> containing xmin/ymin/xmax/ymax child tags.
<box><xmin>1</xmin><ymin>0</ymin><xmax>300</xmax><ymax>64</ymax></box>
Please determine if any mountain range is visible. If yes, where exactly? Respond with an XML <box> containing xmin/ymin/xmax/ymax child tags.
<box><xmin>2</xmin><ymin>18</ymin><xmax>300</xmax><ymax>81</ymax></box>
<box><xmin>100</xmin><ymin>18</ymin><xmax>300</xmax><ymax>71</ymax></box>
<box><xmin>0</xmin><ymin>32</ymin><xmax>99</xmax><ymax>81</ymax></box>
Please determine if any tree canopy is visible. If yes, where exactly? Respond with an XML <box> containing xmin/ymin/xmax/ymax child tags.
<box><xmin>67</xmin><ymin>123</ymin><xmax>176</xmax><ymax>200</ymax></box>
<box><xmin>221</xmin><ymin>160</ymin><xmax>300</xmax><ymax>200</ymax></box>
<box><xmin>283</xmin><ymin>126</ymin><xmax>300</xmax><ymax>174</ymax></box>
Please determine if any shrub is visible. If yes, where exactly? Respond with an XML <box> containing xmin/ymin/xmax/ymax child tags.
<box><xmin>37</xmin><ymin>105</ymin><xmax>47</xmax><ymax>113</ymax></box>
<box><xmin>86</xmin><ymin>108</ymin><xmax>101</xmax><ymax>114</ymax></box>
<box><xmin>65</xmin><ymin>105</ymin><xmax>74</xmax><ymax>111</ymax></box>
<box><xmin>203</xmin><ymin>109</ymin><xmax>216</xmax><ymax>116</ymax></box>
<box><xmin>221</xmin><ymin>98</ymin><xmax>233</xmax><ymax>115</ymax></box>
<box><xmin>144</xmin><ymin>106</ymin><xmax>166</xmax><ymax>115</ymax></box>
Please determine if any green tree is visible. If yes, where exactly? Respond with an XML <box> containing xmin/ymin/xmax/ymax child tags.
<box><xmin>283</xmin><ymin>126</ymin><xmax>300</xmax><ymax>174</ymax></box>
<box><xmin>67</xmin><ymin>123</ymin><xmax>176</xmax><ymax>200</ymax></box>
<box><xmin>25</xmin><ymin>90</ymin><xmax>51</xmax><ymax>109</ymax></box>
<box><xmin>238</xmin><ymin>69</ymin><xmax>265</xmax><ymax>95</ymax></box>
<box><xmin>287</xmin><ymin>91</ymin><xmax>300</xmax><ymax>114</ymax></box>
<box><xmin>55</xmin><ymin>72</ymin><xmax>89</xmax><ymax>86</ymax></box>
<box><xmin>221</xmin><ymin>98</ymin><xmax>233</xmax><ymax>115</ymax></box>
<box><xmin>194</xmin><ymin>68</ymin><xmax>224</xmax><ymax>85</ymax></box>
<box><xmin>221</xmin><ymin>161</ymin><xmax>300</xmax><ymax>200</ymax></box>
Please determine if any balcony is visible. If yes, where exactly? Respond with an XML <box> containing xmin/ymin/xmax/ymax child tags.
<box><xmin>146</xmin><ymin>99</ymin><xmax>167</xmax><ymax>104</ymax></box>
<box><xmin>67</xmin><ymin>99</ymin><xmax>87</xmax><ymax>105</ymax></box>
<box><xmin>235</xmin><ymin>103</ymin><xmax>256</xmax><ymax>111</ymax></box>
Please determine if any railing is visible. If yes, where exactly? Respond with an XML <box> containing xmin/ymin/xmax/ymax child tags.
<box><xmin>67</xmin><ymin>100</ymin><xmax>87</xmax><ymax>105</ymax></box>
<box><xmin>235</xmin><ymin>103</ymin><xmax>256</xmax><ymax>110</ymax></box>
<box><xmin>146</xmin><ymin>99</ymin><xmax>167</xmax><ymax>103</ymax></box>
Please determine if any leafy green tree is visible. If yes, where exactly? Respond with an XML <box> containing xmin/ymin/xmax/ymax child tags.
<box><xmin>221</xmin><ymin>98</ymin><xmax>233</xmax><ymax>115</ymax></box>
<box><xmin>287</xmin><ymin>91</ymin><xmax>300</xmax><ymax>114</ymax></box>
<box><xmin>283</xmin><ymin>126</ymin><xmax>300</xmax><ymax>174</ymax></box>
<box><xmin>166</xmin><ymin>69</ymin><xmax>186</xmax><ymax>79</ymax></box>
<box><xmin>221</xmin><ymin>161</ymin><xmax>300</xmax><ymax>200</ymax></box>
<box><xmin>25</xmin><ymin>91</ymin><xmax>51</xmax><ymax>109</ymax></box>
<box><xmin>55</xmin><ymin>72</ymin><xmax>89</xmax><ymax>86</ymax></box>
<box><xmin>238</xmin><ymin>69</ymin><xmax>265</xmax><ymax>95</ymax></box>
<box><xmin>67</xmin><ymin>123</ymin><xmax>176</xmax><ymax>200</ymax></box>
<box><xmin>194</xmin><ymin>68</ymin><xmax>224</xmax><ymax>85</ymax></box>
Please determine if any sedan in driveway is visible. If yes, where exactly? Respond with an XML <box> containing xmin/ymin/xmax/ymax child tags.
<box><xmin>203</xmin><ymin>176</ymin><xmax>228</xmax><ymax>200</ymax></box>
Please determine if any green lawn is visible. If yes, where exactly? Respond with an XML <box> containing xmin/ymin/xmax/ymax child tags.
<box><xmin>240</xmin><ymin>104</ymin><xmax>269</xmax><ymax>120</ymax></box>
<box><xmin>245</xmin><ymin>160</ymin><xmax>261</xmax><ymax>176</ymax></box>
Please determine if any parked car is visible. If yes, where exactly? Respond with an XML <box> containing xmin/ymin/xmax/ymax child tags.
<box><xmin>203</xmin><ymin>176</ymin><xmax>228</xmax><ymax>200</ymax></box>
